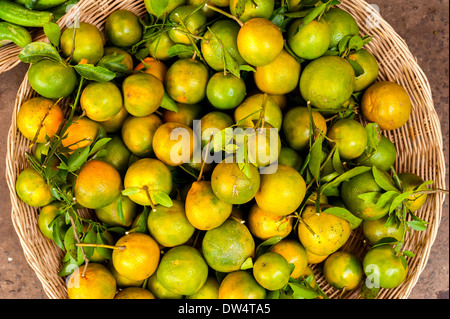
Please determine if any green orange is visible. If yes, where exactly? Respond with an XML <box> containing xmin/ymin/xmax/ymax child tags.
<box><xmin>121</xmin><ymin>114</ymin><xmax>162</xmax><ymax>157</ymax></box>
<box><xmin>362</xmin><ymin>215</ymin><xmax>405</xmax><ymax>245</ymax></box>
<box><xmin>95</xmin><ymin>194</ymin><xmax>137</xmax><ymax>228</ymax></box>
<box><xmin>105</xmin><ymin>9</ymin><xmax>143</xmax><ymax>48</ymax></box>
<box><xmin>355</xmin><ymin>135</ymin><xmax>397</xmax><ymax>171</ymax></box>
<box><xmin>202</xmin><ymin>219</ymin><xmax>255</xmax><ymax>272</ymax></box>
<box><xmin>168</xmin><ymin>5</ymin><xmax>206</xmax><ymax>45</ymax></box>
<box><xmin>327</xmin><ymin>118</ymin><xmax>368</xmax><ymax>160</ymax></box>
<box><xmin>253</xmin><ymin>252</ymin><xmax>291</xmax><ymax>291</ymax></box>
<box><xmin>287</xmin><ymin>18</ymin><xmax>331</xmax><ymax>60</ymax></box>
<box><xmin>347</xmin><ymin>48</ymin><xmax>379</xmax><ymax>92</ymax></box>
<box><xmin>165</xmin><ymin>58</ymin><xmax>209</xmax><ymax>104</ymax></box>
<box><xmin>218</xmin><ymin>270</ymin><xmax>266</xmax><ymax>299</ymax></box>
<box><xmin>66</xmin><ymin>263</ymin><xmax>116</xmax><ymax>299</ymax></box>
<box><xmin>60</xmin><ymin>22</ymin><xmax>104</xmax><ymax>64</ymax></box>
<box><xmin>234</xmin><ymin>93</ymin><xmax>283</xmax><ymax>130</ymax></box>
<box><xmin>122</xmin><ymin>73</ymin><xmax>165</xmax><ymax>117</ymax></box>
<box><xmin>80</xmin><ymin>81</ymin><xmax>123</xmax><ymax>122</ymax></box>
<box><xmin>206</xmin><ymin>72</ymin><xmax>247</xmax><ymax>110</ymax></box>
<box><xmin>156</xmin><ymin>245</ymin><xmax>208</xmax><ymax>295</ymax></box>
<box><xmin>230</xmin><ymin>0</ymin><xmax>275</xmax><ymax>23</ymax></box>
<box><xmin>15</xmin><ymin>167</ymin><xmax>53</xmax><ymax>208</ymax></box>
<box><xmin>323</xmin><ymin>251</ymin><xmax>363</xmax><ymax>290</ymax></box>
<box><xmin>322</xmin><ymin>8</ymin><xmax>360</xmax><ymax>49</ymax></box>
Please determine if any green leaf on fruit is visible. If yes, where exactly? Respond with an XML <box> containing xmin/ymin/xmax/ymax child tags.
<box><xmin>19</xmin><ymin>41</ymin><xmax>63</xmax><ymax>64</ymax></box>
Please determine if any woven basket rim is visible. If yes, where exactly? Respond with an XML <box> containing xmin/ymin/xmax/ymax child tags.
<box><xmin>5</xmin><ymin>0</ymin><xmax>447</xmax><ymax>299</ymax></box>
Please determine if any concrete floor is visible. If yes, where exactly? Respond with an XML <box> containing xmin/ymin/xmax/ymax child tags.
<box><xmin>0</xmin><ymin>0</ymin><xmax>448</xmax><ymax>299</ymax></box>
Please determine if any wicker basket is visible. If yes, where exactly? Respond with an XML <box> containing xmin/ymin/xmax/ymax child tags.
<box><xmin>5</xmin><ymin>0</ymin><xmax>447</xmax><ymax>299</ymax></box>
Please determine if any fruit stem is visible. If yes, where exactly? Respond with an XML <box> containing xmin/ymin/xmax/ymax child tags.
<box><xmin>142</xmin><ymin>186</ymin><xmax>157</xmax><ymax>211</ymax></box>
<box><xmin>298</xmin><ymin>216</ymin><xmax>318</xmax><ymax>237</ymax></box>
<box><xmin>205</xmin><ymin>3</ymin><xmax>244</xmax><ymax>27</ymax></box>
<box><xmin>197</xmin><ymin>133</ymin><xmax>213</xmax><ymax>182</ymax></box>
<box><xmin>76</xmin><ymin>243</ymin><xmax>125</xmax><ymax>250</ymax></box>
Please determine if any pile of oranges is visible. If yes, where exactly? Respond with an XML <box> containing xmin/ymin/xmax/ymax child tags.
<box><xmin>13</xmin><ymin>0</ymin><xmax>437</xmax><ymax>299</ymax></box>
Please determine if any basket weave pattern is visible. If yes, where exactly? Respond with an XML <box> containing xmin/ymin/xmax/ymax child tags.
<box><xmin>5</xmin><ymin>0</ymin><xmax>447</xmax><ymax>299</ymax></box>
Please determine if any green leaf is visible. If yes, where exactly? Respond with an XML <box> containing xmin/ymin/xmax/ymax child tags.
<box><xmin>289</xmin><ymin>282</ymin><xmax>319</xmax><ymax>299</ymax></box>
<box><xmin>322</xmin><ymin>206</ymin><xmax>362</xmax><ymax>229</ymax></box>
<box><xmin>373</xmin><ymin>237</ymin><xmax>402</xmax><ymax>248</ymax></box>
<box><xmin>320</xmin><ymin>166</ymin><xmax>371</xmax><ymax>195</ymax></box>
<box><xmin>160</xmin><ymin>91</ymin><xmax>179</xmax><ymax>112</ymax></box>
<box><xmin>294</xmin><ymin>2</ymin><xmax>328</xmax><ymax>34</ymax></box>
<box><xmin>346</xmin><ymin>57</ymin><xmax>365</xmax><ymax>77</ymax></box>
<box><xmin>358</xmin><ymin>191</ymin><xmax>381</xmax><ymax>205</ymax></box>
<box><xmin>74</xmin><ymin>64</ymin><xmax>115</xmax><ymax>82</ymax></box>
<box><xmin>348</xmin><ymin>35</ymin><xmax>364</xmax><ymax>51</ymax></box>
<box><xmin>240</xmin><ymin>257</ymin><xmax>253</xmax><ymax>270</ymax></box>
<box><xmin>122</xmin><ymin>187</ymin><xmax>141</xmax><ymax>196</ymax></box>
<box><xmin>168</xmin><ymin>44</ymin><xmax>195</xmax><ymax>58</ymax></box>
<box><xmin>361</xmin><ymin>281</ymin><xmax>380</xmax><ymax>299</ymax></box>
<box><xmin>43</xmin><ymin>22</ymin><xmax>61</xmax><ymax>48</ymax></box>
<box><xmin>57</xmin><ymin>252</ymin><xmax>84</xmax><ymax>277</ymax></box>
<box><xmin>372</xmin><ymin>166</ymin><xmax>400</xmax><ymax>192</ymax></box>
<box><xmin>149</xmin><ymin>0</ymin><xmax>169</xmax><ymax>17</ymax></box>
<box><xmin>389</xmin><ymin>191</ymin><xmax>413</xmax><ymax>214</ymax></box>
<box><xmin>402</xmin><ymin>250</ymin><xmax>415</xmax><ymax>258</ymax></box>
<box><xmin>97</xmin><ymin>53</ymin><xmax>130</xmax><ymax>75</ymax></box>
<box><xmin>365</xmin><ymin>123</ymin><xmax>382</xmax><ymax>152</ymax></box>
<box><xmin>338</xmin><ymin>35</ymin><xmax>352</xmax><ymax>54</ymax></box>
<box><xmin>116</xmin><ymin>195</ymin><xmax>125</xmax><ymax>225</ymax></box>
<box><xmin>133</xmin><ymin>207</ymin><xmax>150</xmax><ymax>234</ymax></box>
<box><xmin>19</xmin><ymin>41</ymin><xmax>63</xmax><ymax>64</ymax></box>
<box><xmin>89</xmin><ymin>137</ymin><xmax>111</xmax><ymax>156</ymax></box>
<box><xmin>239</xmin><ymin>64</ymin><xmax>256</xmax><ymax>72</ymax></box>
<box><xmin>67</xmin><ymin>147</ymin><xmax>90</xmax><ymax>172</ymax></box>
<box><xmin>63</xmin><ymin>226</ymin><xmax>78</xmax><ymax>260</ymax></box>
<box><xmin>255</xmin><ymin>235</ymin><xmax>283</xmax><ymax>259</ymax></box>
<box><xmin>82</xmin><ymin>228</ymin><xmax>97</xmax><ymax>258</ymax></box>
<box><xmin>332</xmin><ymin>148</ymin><xmax>345</xmax><ymax>174</ymax></box>
<box><xmin>406</xmin><ymin>220</ymin><xmax>427</xmax><ymax>231</ymax></box>
<box><xmin>150</xmin><ymin>191</ymin><xmax>173</xmax><ymax>208</ymax></box>
<box><xmin>375</xmin><ymin>190</ymin><xmax>400</xmax><ymax>208</ymax></box>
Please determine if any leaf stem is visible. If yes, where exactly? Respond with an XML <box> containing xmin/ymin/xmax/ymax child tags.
<box><xmin>205</xmin><ymin>3</ymin><xmax>244</xmax><ymax>27</ymax></box>
<box><xmin>76</xmin><ymin>243</ymin><xmax>125</xmax><ymax>250</ymax></box>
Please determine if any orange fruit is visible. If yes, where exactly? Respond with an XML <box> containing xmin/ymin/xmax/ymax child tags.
<box><xmin>156</xmin><ymin>245</ymin><xmax>208</xmax><ymax>295</ymax></box>
<box><xmin>255</xmin><ymin>164</ymin><xmax>306</xmax><ymax>216</ymax></box>
<box><xmin>80</xmin><ymin>81</ymin><xmax>123</xmax><ymax>122</ymax></box>
<box><xmin>327</xmin><ymin>118</ymin><xmax>368</xmax><ymax>160</ymax></box>
<box><xmin>278</xmin><ymin>147</ymin><xmax>304</xmax><ymax>171</ymax></box>
<box><xmin>299</xmin><ymin>55</ymin><xmax>355</xmax><ymax>110</ymax></box>
<box><xmin>298</xmin><ymin>206</ymin><xmax>351</xmax><ymax>256</ymax></box>
<box><xmin>168</xmin><ymin>5</ymin><xmax>207</xmax><ymax>45</ymax></box>
<box><xmin>17</xmin><ymin>97</ymin><xmax>64</xmax><ymax>144</ymax></box>
<box><xmin>28</xmin><ymin>59</ymin><xmax>78</xmax><ymax>99</ymax></box>
<box><xmin>122</xmin><ymin>73</ymin><xmax>165</xmax><ymax>117</ymax></box>
<box><xmin>347</xmin><ymin>48</ymin><xmax>379</xmax><ymax>92</ymax></box>
<box><xmin>66</xmin><ymin>263</ymin><xmax>116</xmax><ymax>299</ymax></box>
<box><xmin>202</xmin><ymin>219</ymin><xmax>255</xmax><ymax>272</ymax></box>
<box><xmin>247</xmin><ymin>124</ymin><xmax>281</xmax><ymax>168</ymax></box>
<box><xmin>105</xmin><ymin>9</ymin><xmax>143</xmax><ymax>48</ymax></box>
<box><xmin>121</xmin><ymin>114</ymin><xmax>162</xmax><ymax>157</ymax></box>
<box><xmin>99</xmin><ymin>106</ymin><xmax>129</xmax><ymax>134</ymax></box>
<box><xmin>306</xmin><ymin>250</ymin><xmax>329</xmax><ymax>264</ymax></box>
<box><xmin>147</xmin><ymin>273</ymin><xmax>183</xmax><ymax>299</ymax></box>
<box><xmin>95</xmin><ymin>194</ymin><xmax>137</xmax><ymax>228</ymax></box>
<box><xmin>237</xmin><ymin>18</ymin><xmax>284</xmax><ymax>67</ymax></box>
<box><xmin>60</xmin><ymin>22</ymin><xmax>104</xmax><ymax>64</ymax></box>
<box><xmin>269</xmin><ymin>239</ymin><xmax>308</xmax><ymax>279</ymax></box>
<box><xmin>355</xmin><ymin>135</ymin><xmax>397</xmax><ymax>171</ymax></box>
<box><xmin>74</xmin><ymin>160</ymin><xmax>122</xmax><ymax>209</ymax></box>
<box><xmin>247</xmin><ymin>204</ymin><xmax>293</xmax><ymax>241</ymax></box>
<box><xmin>97</xmin><ymin>134</ymin><xmax>132</xmax><ymax>177</ymax></box>
<box><xmin>61</xmin><ymin>117</ymin><xmax>101</xmax><ymax>153</ymax></box>
<box><xmin>144</xmin><ymin>0</ymin><xmax>186</xmax><ymax>18</ymax></box>
<box><xmin>165</xmin><ymin>58</ymin><xmax>209</xmax><ymax>104</ymax></box>
<box><xmin>134</xmin><ymin>57</ymin><xmax>168</xmax><ymax>82</ymax></box>
<box><xmin>340</xmin><ymin>170</ymin><xmax>390</xmax><ymax>221</ymax></box>
<box><xmin>230</xmin><ymin>0</ymin><xmax>275</xmax><ymax>23</ymax></box>
<box><xmin>253</xmin><ymin>252</ymin><xmax>291</xmax><ymax>291</ymax></box>
<box><xmin>147</xmin><ymin>31</ymin><xmax>175</xmax><ymax>61</ymax></box>
<box><xmin>323</xmin><ymin>251</ymin><xmax>363</xmax><ymax>290</ymax></box>
<box><xmin>362</xmin><ymin>215</ymin><xmax>405</xmax><ymax>245</ymax></box>
<box><xmin>234</xmin><ymin>93</ymin><xmax>283</xmax><ymax>130</ymax></box>
<box><xmin>112</xmin><ymin>232</ymin><xmax>161</xmax><ymax>281</ymax></box>
<box><xmin>201</xmin><ymin>19</ymin><xmax>245</xmax><ymax>71</ymax></box>
<box><xmin>282</xmin><ymin>106</ymin><xmax>327</xmax><ymax>152</ymax></box>
<box><xmin>322</xmin><ymin>8</ymin><xmax>360</xmax><ymax>49</ymax></box>
<box><xmin>147</xmin><ymin>200</ymin><xmax>195</xmax><ymax>247</ymax></box>
<box><xmin>211</xmin><ymin>161</ymin><xmax>260</xmax><ymax>205</ymax></box>
<box><xmin>115</xmin><ymin>287</ymin><xmax>155</xmax><ymax>299</ymax></box>
<box><xmin>254</xmin><ymin>49</ymin><xmax>301</xmax><ymax>95</ymax></box>
<box><xmin>218</xmin><ymin>270</ymin><xmax>266</xmax><ymax>299</ymax></box>
<box><xmin>15</xmin><ymin>167</ymin><xmax>54</xmax><ymax>208</ymax></box>
<box><xmin>152</xmin><ymin>121</ymin><xmax>198</xmax><ymax>166</ymax></box>
<box><xmin>162</xmin><ymin>102</ymin><xmax>203</xmax><ymax>127</ymax></box>
<box><xmin>363</xmin><ymin>244</ymin><xmax>408</xmax><ymax>289</ymax></box>
<box><xmin>361</xmin><ymin>81</ymin><xmax>412</xmax><ymax>130</ymax></box>
<box><xmin>108</xmin><ymin>262</ymin><xmax>144</xmax><ymax>288</ymax></box>
<box><xmin>185</xmin><ymin>181</ymin><xmax>233</xmax><ymax>231</ymax></box>
<box><xmin>398</xmin><ymin>172</ymin><xmax>429</xmax><ymax>212</ymax></box>
<box><xmin>287</xmin><ymin>18</ymin><xmax>331</xmax><ymax>60</ymax></box>
<box><xmin>206</xmin><ymin>72</ymin><xmax>247</xmax><ymax>110</ymax></box>
<box><xmin>123</xmin><ymin>158</ymin><xmax>173</xmax><ymax>206</ymax></box>
<box><xmin>186</xmin><ymin>276</ymin><xmax>219</xmax><ymax>299</ymax></box>
<box><xmin>199</xmin><ymin>111</ymin><xmax>234</xmax><ymax>148</ymax></box>
<box><xmin>38</xmin><ymin>202</ymin><xmax>66</xmax><ymax>240</ymax></box>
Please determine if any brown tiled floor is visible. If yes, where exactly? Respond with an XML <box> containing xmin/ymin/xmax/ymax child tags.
<box><xmin>0</xmin><ymin>0</ymin><xmax>448</xmax><ymax>299</ymax></box>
